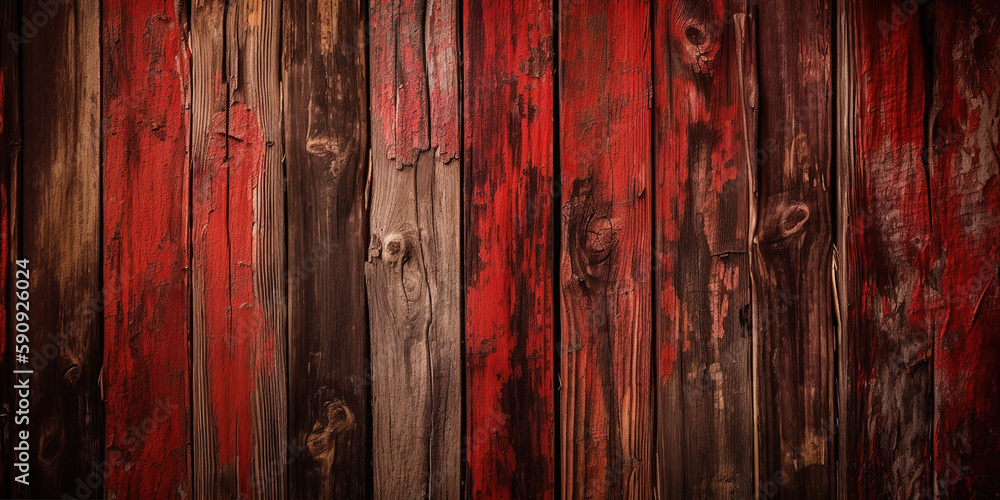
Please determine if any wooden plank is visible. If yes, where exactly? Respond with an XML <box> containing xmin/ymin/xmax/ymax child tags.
<box><xmin>18</xmin><ymin>0</ymin><xmax>102</xmax><ymax>496</ymax></box>
<box><xmin>653</xmin><ymin>0</ymin><xmax>756</xmax><ymax>497</ymax></box>
<box><xmin>463</xmin><ymin>0</ymin><xmax>556</xmax><ymax>497</ymax></box>
<box><xmin>102</xmin><ymin>0</ymin><xmax>192</xmax><ymax>497</ymax></box>
<box><xmin>929</xmin><ymin>1</ymin><xmax>1000</xmax><ymax>495</ymax></box>
<box><xmin>836</xmin><ymin>0</ymin><xmax>934</xmax><ymax>497</ymax></box>
<box><xmin>366</xmin><ymin>0</ymin><xmax>462</xmax><ymax>497</ymax></box>
<box><xmin>753</xmin><ymin>0</ymin><xmax>835</xmax><ymax>496</ymax></box>
<box><xmin>0</xmin><ymin>0</ymin><xmax>19</xmax><ymax>495</ymax></box>
<box><xmin>282</xmin><ymin>0</ymin><xmax>369</xmax><ymax>497</ymax></box>
<box><xmin>558</xmin><ymin>0</ymin><xmax>652</xmax><ymax>497</ymax></box>
<box><xmin>191</xmin><ymin>0</ymin><xmax>288</xmax><ymax>497</ymax></box>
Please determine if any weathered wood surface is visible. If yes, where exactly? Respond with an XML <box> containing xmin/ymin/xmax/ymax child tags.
<box><xmin>464</xmin><ymin>0</ymin><xmax>556</xmax><ymax>497</ymax></box>
<box><xmin>930</xmin><ymin>1</ymin><xmax>1000</xmax><ymax>495</ymax></box>
<box><xmin>283</xmin><ymin>0</ymin><xmax>370</xmax><ymax>497</ymax></box>
<box><xmin>19</xmin><ymin>0</ymin><xmax>102</xmax><ymax>497</ymax></box>
<box><xmin>559</xmin><ymin>0</ymin><xmax>652</xmax><ymax>498</ymax></box>
<box><xmin>0</xmin><ymin>0</ymin><xmax>18</xmax><ymax>495</ymax></box>
<box><xmin>191</xmin><ymin>0</ymin><xmax>288</xmax><ymax>497</ymax></box>
<box><xmin>102</xmin><ymin>0</ymin><xmax>192</xmax><ymax>497</ymax></box>
<box><xmin>366</xmin><ymin>0</ymin><xmax>462</xmax><ymax>497</ymax></box>
<box><xmin>837</xmin><ymin>0</ymin><xmax>934</xmax><ymax>497</ymax></box>
<box><xmin>654</xmin><ymin>0</ymin><xmax>756</xmax><ymax>497</ymax></box>
<box><xmin>753</xmin><ymin>0</ymin><xmax>835</xmax><ymax>496</ymax></box>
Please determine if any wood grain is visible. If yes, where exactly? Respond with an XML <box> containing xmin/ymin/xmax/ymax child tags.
<box><xmin>930</xmin><ymin>1</ymin><xmax>1000</xmax><ymax>495</ymax></box>
<box><xmin>283</xmin><ymin>0</ymin><xmax>370</xmax><ymax>497</ymax></box>
<box><xmin>0</xmin><ymin>1</ymin><xmax>19</xmax><ymax>495</ymax></box>
<box><xmin>367</xmin><ymin>0</ymin><xmax>462</xmax><ymax>498</ymax></box>
<box><xmin>463</xmin><ymin>0</ymin><xmax>556</xmax><ymax>497</ymax></box>
<box><xmin>836</xmin><ymin>0</ymin><xmax>934</xmax><ymax>497</ymax></box>
<box><xmin>653</xmin><ymin>0</ymin><xmax>756</xmax><ymax>497</ymax></box>
<box><xmin>191</xmin><ymin>0</ymin><xmax>288</xmax><ymax>497</ymax></box>
<box><xmin>753</xmin><ymin>0</ymin><xmax>835</xmax><ymax>496</ymax></box>
<box><xmin>102</xmin><ymin>0</ymin><xmax>192</xmax><ymax>497</ymax></box>
<box><xmin>19</xmin><ymin>0</ymin><xmax>102</xmax><ymax>496</ymax></box>
<box><xmin>558</xmin><ymin>0</ymin><xmax>652</xmax><ymax>497</ymax></box>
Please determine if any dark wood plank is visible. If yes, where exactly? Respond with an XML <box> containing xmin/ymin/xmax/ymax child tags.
<box><xmin>191</xmin><ymin>0</ymin><xmax>288</xmax><ymax>497</ymax></box>
<box><xmin>102</xmin><ymin>0</ymin><xmax>192</xmax><ymax>497</ymax></box>
<box><xmin>282</xmin><ymin>0</ymin><xmax>369</xmax><ymax>497</ymax></box>
<box><xmin>0</xmin><ymin>0</ymin><xmax>19</xmax><ymax>495</ymax></box>
<box><xmin>559</xmin><ymin>0</ymin><xmax>652</xmax><ymax>497</ymax></box>
<box><xmin>930</xmin><ymin>1</ymin><xmax>1000</xmax><ymax>495</ymax></box>
<box><xmin>463</xmin><ymin>0</ymin><xmax>556</xmax><ymax>497</ymax></box>
<box><xmin>836</xmin><ymin>0</ymin><xmax>933</xmax><ymax>497</ymax></box>
<box><xmin>653</xmin><ymin>0</ymin><xmax>756</xmax><ymax>497</ymax></box>
<box><xmin>753</xmin><ymin>0</ymin><xmax>835</xmax><ymax>496</ymax></box>
<box><xmin>18</xmin><ymin>0</ymin><xmax>102</xmax><ymax>496</ymax></box>
<box><xmin>367</xmin><ymin>0</ymin><xmax>462</xmax><ymax>497</ymax></box>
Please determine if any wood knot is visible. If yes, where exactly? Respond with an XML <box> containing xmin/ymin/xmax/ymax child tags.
<box><xmin>307</xmin><ymin>400</ymin><xmax>356</xmax><ymax>462</ymax></box>
<box><xmin>584</xmin><ymin>216</ymin><xmax>615</xmax><ymax>265</ymax></box>
<box><xmin>685</xmin><ymin>26</ymin><xmax>706</xmax><ymax>46</ymax></box>
<box><xmin>382</xmin><ymin>233</ymin><xmax>408</xmax><ymax>263</ymax></box>
<box><xmin>63</xmin><ymin>363</ymin><xmax>82</xmax><ymax>385</ymax></box>
<box><xmin>779</xmin><ymin>203</ymin><xmax>810</xmax><ymax>237</ymax></box>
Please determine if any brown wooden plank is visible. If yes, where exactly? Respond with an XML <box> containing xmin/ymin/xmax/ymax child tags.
<box><xmin>463</xmin><ymin>0</ymin><xmax>556</xmax><ymax>497</ymax></box>
<box><xmin>283</xmin><ymin>0</ymin><xmax>370</xmax><ymax>497</ymax></box>
<box><xmin>929</xmin><ymin>1</ymin><xmax>1000</xmax><ymax>495</ymax></box>
<box><xmin>559</xmin><ymin>0</ymin><xmax>652</xmax><ymax>497</ymax></box>
<box><xmin>0</xmin><ymin>0</ymin><xmax>19</xmax><ymax>495</ymax></box>
<box><xmin>653</xmin><ymin>0</ymin><xmax>756</xmax><ymax>497</ymax></box>
<box><xmin>191</xmin><ymin>0</ymin><xmax>288</xmax><ymax>497</ymax></box>
<box><xmin>366</xmin><ymin>0</ymin><xmax>462</xmax><ymax>497</ymax></box>
<box><xmin>836</xmin><ymin>0</ymin><xmax>934</xmax><ymax>497</ymax></box>
<box><xmin>17</xmin><ymin>0</ymin><xmax>102</xmax><ymax>496</ymax></box>
<box><xmin>102</xmin><ymin>0</ymin><xmax>192</xmax><ymax>497</ymax></box>
<box><xmin>753</xmin><ymin>0</ymin><xmax>835</xmax><ymax>496</ymax></box>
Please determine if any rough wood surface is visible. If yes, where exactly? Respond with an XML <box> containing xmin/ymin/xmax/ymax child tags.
<box><xmin>283</xmin><ymin>0</ymin><xmax>370</xmax><ymax>497</ymax></box>
<box><xmin>19</xmin><ymin>0</ymin><xmax>102</xmax><ymax>496</ymax></box>
<box><xmin>366</xmin><ymin>0</ymin><xmax>462</xmax><ymax>497</ymax></box>
<box><xmin>191</xmin><ymin>0</ymin><xmax>288</xmax><ymax>497</ymax></box>
<box><xmin>836</xmin><ymin>0</ymin><xmax>934</xmax><ymax>497</ymax></box>
<box><xmin>558</xmin><ymin>0</ymin><xmax>652</xmax><ymax>497</ymax></box>
<box><xmin>0</xmin><ymin>1</ymin><xmax>19</xmax><ymax>495</ymax></box>
<box><xmin>654</xmin><ymin>1</ymin><xmax>756</xmax><ymax>497</ymax></box>
<box><xmin>753</xmin><ymin>0</ymin><xmax>835</xmax><ymax>496</ymax></box>
<box><xmin>930</xmin><ymin>1</ymin><xmax>1000</xmax><ymax>495</ymax></box>
<box><xmin>463</xmin><ymin>0</ymin><xmax>556</xmax><ymax>497</ymax></box>
<box><xmin>102</xmin><ymin>0</ymin><xmax>192</xmax><ymax>497</ymax></box>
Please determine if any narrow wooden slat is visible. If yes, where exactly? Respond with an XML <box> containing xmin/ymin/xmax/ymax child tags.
<box><xmin>653</xmin><ymin>0</ymin><xmax>756</xmax><ymax>497</ymax></box>
<box><xmin>19</xmin><ymin>0</ymin><xmax>102</xmax><ymax>496</ymax></box>
<box><xmin>283</xmin><ymin>0</ymin><xmax>369</xmax><ymax>497</ymax></box>
<box><xmin>558</xmin><ymin>0</ymin><xmax>652</xmax><ymax>497</ymax></box>
<box><xmin>753</xmin><ymin>0</ymin><xmax>835</xmax><ymax>496</ymax></box>
<box><xmin>930</xmin><ymin>1</ymin><xmax>1000</xmax><ymax>495</ymax></box>
<box><xmin>191</xmin><ymin>0</ymin><xmax>288</xmax><ymax>497</ymax></box>
<box><xmin>366</xmin><ymin>0</ymin><xmax>462</xmax><ymax>497</ymax></box>
<box><xmin>0</xmin><ymin>1</ymin><xmax>19</xmax><ymax>495</ymax></box>
<box><xmin>836</xmin><ymin>0</ymin><xmax>933</xmax><ymax>497</ymax></box>
<box><xmin>102</xmin><ymin>0</ymin><xmax>192</xmax><ymax>497</ymax></box>
<box><xmin>463</xmin><ymin>0</ymin><xmax>556</xmax><ymax>496</ymax></box>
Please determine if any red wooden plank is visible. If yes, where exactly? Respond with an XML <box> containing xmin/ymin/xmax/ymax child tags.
<box><xmin>836</xmin><ymin>0</ymin><xmax>934</xmax><ymax>497</ymax></box>
<box><xmin>464</xmin><ymin>0</ymin><xmax>555</xmax><ymax>497</ymax></box>
<box><xmin>559</xmin><ymin>0</ymin><xmax>652</xmax><ymax>497</ymax></box>
<box><xmin>653</xmin><ymin>0</ymin><xmax>756</xmax><ymax>497</ymax></box>
<box><xmin>191</xmin><ymin>0</ymin><xmax>288</xmax><ymax>497</ymax></box>
<box><xmin>930</xmin><ymin>1</ymin><xmax>1000</xmax><ymax>495</ymax></box>
<box><xmin>367</xmin><ymin>0</ymin><xmax>462</xmax><ymax>497</ymax></box>
<box><xmin>102</xmin><ymin>1</ymin><xmax>191</xmax><ymax>497</ymax></box>
<box><xmin>753</xmin><ymin>0</ymin><xmax>835</xmax><ymax>496</ymax></box>
<box><xmin>0</xmin><ymin>1</ymin><xmax>18</xmax><ymax>495</ymax></box>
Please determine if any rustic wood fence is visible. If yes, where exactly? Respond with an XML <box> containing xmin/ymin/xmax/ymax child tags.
<box><xmin>1</xmin><ymin>0</ymin><xmax>998</xmax><ymax>498</ymax></box>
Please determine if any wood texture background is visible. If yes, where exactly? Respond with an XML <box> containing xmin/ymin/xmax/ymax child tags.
<box><xmin>0</xmin><ymin>0</ymin><xmax>999</xmax><ymax>498</ymax></box>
